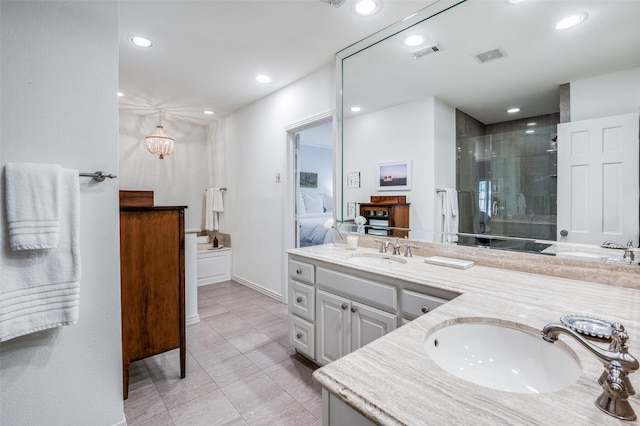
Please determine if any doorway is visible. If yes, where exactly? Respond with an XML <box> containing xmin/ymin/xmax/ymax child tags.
<box><xmin>290</xmin><ymin>120</ymin><xmax>334</xmax><ymax>248</ymax></box>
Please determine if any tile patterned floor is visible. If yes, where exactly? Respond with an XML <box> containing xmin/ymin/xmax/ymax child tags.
<box><xmin>124</xmin><ymin>281</ymin><xmax>322</xmax><ymax>426</ymax></box>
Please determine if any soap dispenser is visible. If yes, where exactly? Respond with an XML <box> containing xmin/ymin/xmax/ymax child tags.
<box><xmin>213</xmin><ymin>236</ymin><xmax>218</xmax><ymax>248</ymax></box>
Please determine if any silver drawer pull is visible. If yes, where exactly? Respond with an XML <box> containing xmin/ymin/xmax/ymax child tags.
<box><xmin>296</xmin><ymin>297</ymin><xmax>302</xmax><ymax>303</ymax></box>
<box><xmin>296</xmin><ymin>268</ymin><xmax>302</xmax><ymax>274</ymax></box>
<box><xmin>350</xmin><ymin>306</ymin><xmax>358</xmax><ymax>313</ymax></box>
<box><xmin>296</xmin><ymin>333</ymin><xmax>302</xmax><ymax>339</ymax></box>
<box><xmin>421</xmin><ymin>306</ymin><xmax>430</xmax><ymax>314</ymax></box>
<box><xmin>341</xmin><ymin>303</ymin><xmax>348</xmax><ymax>310</ymax></box>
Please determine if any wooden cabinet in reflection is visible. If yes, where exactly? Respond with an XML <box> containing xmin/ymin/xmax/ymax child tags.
<box><xmin>359</xmin><ymin>196</ymin><xmax>410</xmax><ymax>238</ymax></box>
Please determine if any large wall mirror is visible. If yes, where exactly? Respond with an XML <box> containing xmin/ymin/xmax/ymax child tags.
<box><xmin>337</xmin><ymin>0</ymin><xmax>640</xmax><ymax>263</ymax></box>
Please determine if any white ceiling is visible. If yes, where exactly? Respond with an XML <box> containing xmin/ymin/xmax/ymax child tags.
<box><xmin>343</xmin><ymin>0</ymin><xmax>640</xmax><ymax>124</ymax></box>
<box><xmin>118</xmin><ymin>0</ymin><xmax>436</xmax><ymax>124</ymax></box>
<box><xmin>119</xmin><ymin>0</ymin><xmax>640</xmax><ymax>127</ymax></box>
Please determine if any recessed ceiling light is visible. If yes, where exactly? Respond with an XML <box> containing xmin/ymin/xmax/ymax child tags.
<box><xmin>130</xmin><ymin>36</ymin><xmax>153</xmax><ymax>48</ymax></box>
<box><xmin>203</xmin><ymin>110</ymin><xmax>215</xmax><ymax>115</ymax></box>
<box><xmin>403</xmin><ymin>34</ymin><xmax>427</xmax><ymax>47</ymax></box>
<box><xmin>508</xmin><ymin>0</ymin><xmax>527</xmax><ymax>4</ymax></box>
<box><xmin>118</xmin><ymin>92</ymin><xmax>124</xmax><ymax>97</ymax></box>
<box><xmin>527</xmin><ymin>122</ymin><xmax>536</xmax><ymax>126</ymax></box>
<box><xmin>350</xmin><ymin>106</ymin><xmax>361</xmax><ymax>112</ymax></box>
<box><xmin>353</xmin><ymin>0</ymin><xmax>381</xmax><ymax>16</ymax></box>
<box><xmin>256</xmin><ymin>75</ymin><xmax>272</xmax><ymax>83</ymax></box>
<box><xmin>507</xmin><ymin>108</ymin><xmax>520</xmax><ymax>114</ymax></box>
<box><xmin>555</xmin><ymin>13</ymin><xmax>588</xmax><ymax>30</ymax></box>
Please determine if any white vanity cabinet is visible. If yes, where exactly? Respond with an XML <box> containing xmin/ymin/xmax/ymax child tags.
<box><xmin>287</xmin><ymin>253</ymin><xmax>458</xmax><ymax>366</ymax></box>
<box><xmin>288</xmin><ymin>258</ymin><xmax>316</xmax><ymax>359</ymax></box>
<box><xmin>197</xmin><ymin>248</ymin><xmax>231</xmax><ymax>285</ymax></box>
<box><xmin>315</xmin><ymin>266</ymin><xmax>397</xmax><ymax>366</ymax></box>
<box><xmin>316</xmin><ymin>289</ymin><xmax>396</xmax><ymax>366</ymax></box>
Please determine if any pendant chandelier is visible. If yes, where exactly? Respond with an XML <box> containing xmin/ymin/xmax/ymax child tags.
<box><xmin>145</xmin><ymin>111</ymin><xmax>175</xmax><ymax>159</ymax></box>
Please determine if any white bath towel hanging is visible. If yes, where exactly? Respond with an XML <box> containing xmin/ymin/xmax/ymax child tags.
<box><xmin>5</xmin><ymin>162</ymin><xmax>62</xmax><ymax>250</ymax></box>
<box><xmin>205</xmin><ymin>187</ymin><xmax>224</xmax><ymax>231</ymax></box>
<box><xmin>1</xmin><ymin>166</ymin><xmax>81</xmax><ymax>342</ymax></box>
<box><xmin>443</xmin><ymin>188</ymin><xmax>459</xmax><ymax>243</ymax></box>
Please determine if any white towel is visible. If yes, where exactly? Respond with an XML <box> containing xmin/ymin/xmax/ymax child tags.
<box><xmin>1</xmin><ymin>167</ymin><xmax>81</xmax><ymax>342</ymax></box>
<box><xmin>205</xmin><ymin>187</ymin><xmax>224</xmax><ymax>231</ymax></box>
<box><xmin>5</xmin><ymin>162</ymin><xmax>62</xmax><ymax>250</ymax></box>
<box><xmin>443</xmin><ymin>188</ymin><xmax>459</xmax><ymax>243</ymax></box>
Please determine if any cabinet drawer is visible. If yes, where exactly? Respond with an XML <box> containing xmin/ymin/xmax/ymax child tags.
<box><xmin>317</xmin><ymin>267</ymin><xmax>396</xmax><ymax>312</ymax></box>
<box><xmin>401</xmin><ymin>289</ymin><xmax>447</xmax><ymax>319</ymax></box>
<box><xmin>289</xmin><ymin>259</ymin><xmax>315</xmax><ymax>284</ymax></box>
<box><xmin>289</xmin><ymin>280</ymin><xmax>315</xmax><ymax>322</ymax></box>
<box><xmin>289</xmin><ymin>314</ymin><xmax>315</xmax><ymax>359</ymax></box>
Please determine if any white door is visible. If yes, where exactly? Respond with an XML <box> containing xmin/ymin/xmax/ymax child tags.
<box><xmin>350</xmin><ymin>303</ymin><xmax>397</xmax><ymax>352</ymax></box>
<box><xmin>557</xmin><ymin>113</ymin><xmax>639</xmax><ymax>245</ymax></box>
<box><xmin>316</xmin><ymin>290</ymin><xmax>350</xmax><ymax>366</ymax></box>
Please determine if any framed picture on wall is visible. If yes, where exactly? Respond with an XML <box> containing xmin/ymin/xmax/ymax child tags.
<box><xmin>300</xmin><ymin>172</ymin><xmax>318</xmax><ymax>188</ymax></box>
<box><xmin>377</xmin><ymin>161</ymin><xmax>411</xmax><ymax>191</ymax></box>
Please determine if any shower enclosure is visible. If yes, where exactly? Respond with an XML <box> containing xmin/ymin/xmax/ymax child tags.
<box><xmin>456</xmin><ymin>110</ymin><xmax>559</xmax><ymax>252</ymax></box>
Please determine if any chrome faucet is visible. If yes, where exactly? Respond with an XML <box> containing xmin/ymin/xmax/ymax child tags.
<box><xmin>541</xmin><ymin>322</ymin><xmax>638</xmax><ymax>420</ymax></box>
<box><xmin>602</xmin><ymin>240</ymin><xmax>636</xmax><ymax>262</ymax></box>
<box><xmin>391</xmin><ymin>238</ymin><xmax>401</xmax><ymax>255</ymax></box>
<box><xmin>403</xmin><ymin>242</ymin><xmax>418</xmax><ymax>257</ymax></box>
<box><xmin>374</xmin><ymin>239</ymin><xmax>389</xmax><ymax>253</ymax></box>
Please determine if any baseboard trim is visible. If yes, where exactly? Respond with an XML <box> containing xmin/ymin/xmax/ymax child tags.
<box><xmin>231</xmin><ymin>274</ymin><xmax>284</xmax><ymax>303</ymax></box>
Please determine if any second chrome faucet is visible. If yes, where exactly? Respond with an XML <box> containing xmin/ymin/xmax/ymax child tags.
<box><xmin>541</xmin><ymin>321</ymin><xmax>638</xmax><ymax>421</ymax></box>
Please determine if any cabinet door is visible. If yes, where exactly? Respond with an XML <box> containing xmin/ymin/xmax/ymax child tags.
<box><xmin>316</xmin><ymin>290</ymin><xmax>350</xmax><ymax>366</ymax></box>
<box><xmin>351</xmin><ymin>302</ymin><xmax>397</xmax><ymax>352</ymax></box>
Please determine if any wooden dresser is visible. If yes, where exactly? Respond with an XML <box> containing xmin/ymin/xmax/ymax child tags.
<box><xmin>119</xmin><ymin>205</ymin><xmax>186</xmax><ymax>399</ymax></box>
<box><xmin>359</xmin><ymin>195</ymin><xmax>410</xmax><ymax>238</ymax></box>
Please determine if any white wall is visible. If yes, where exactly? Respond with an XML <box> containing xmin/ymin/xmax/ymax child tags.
<box><xmin>224</xmin><ymin>64</ymin><xmax>335</xmax><ymax>299</ymax></box>
<box><xmin>0</xmin><ymin>1</ymin><xmax>124</xmax><ymax>425</ymax></box>
<box><xmin>343</xmin><ymin>97</ymin><xmax>455</xmax><ymax>240</ymax></box>
<box><xmin>119</xmin><ymin>112</ymin><xmax>211</xmax><ymax>229</ymax></box>
<box><xmin>300</xmin><ymin>144</ymin><xmax>333</xmax><ymax>198</ymax></box>
<box><xmin>571</xmin><ymin>67</ymin><xmax>640</xmax><ymax>121</ymax></box>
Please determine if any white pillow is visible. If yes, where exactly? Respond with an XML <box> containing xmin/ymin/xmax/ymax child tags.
<box><xmin>322</xmin><ymin>194</ymin><xmax>333</xmax><ymax>212</ymax></box>
<box><xmin>303</xmin><ymin>193</ymin><xmax>324</xmax><ymax>213</ymax></box>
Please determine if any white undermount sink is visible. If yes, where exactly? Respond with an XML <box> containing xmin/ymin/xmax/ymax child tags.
<box><xmin>346</xmin><ymin>253</ymin><xmax>408</xmax><ymax>267</ymax></box>
<box><xmin>425</xmin><ymin>320</ymin><xmax>581</xmax><ymax>394</ymax></box>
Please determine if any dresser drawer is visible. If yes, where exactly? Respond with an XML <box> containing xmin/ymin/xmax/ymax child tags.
<box><xmin>289</xmin><ymin>258</ymin><xmax>315</xmax><ymax>284</ymax></box>
<box><xmin>289</xmin><ymin>314</ymin><xmax>314</xmax><ymax>359</ymax></box>
<box><xmin>402</xmin><ymin>289</ymin><xmax>447</xmax><ymax>319</ymax></box>
<box><xmin>289</xmin><ymin>280</ymin><xmax>315</xmax><ymax>322</ymax></box>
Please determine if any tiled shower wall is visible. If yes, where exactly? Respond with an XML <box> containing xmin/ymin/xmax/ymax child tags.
<box><xmin>456</xmin><ymin>110</ymin><xmax>559</xmax><ymax>239</ymax></box>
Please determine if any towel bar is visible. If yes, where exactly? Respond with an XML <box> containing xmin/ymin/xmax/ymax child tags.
<box><xmin>79</xmin><ymin>171</ymin><xmax>117</xmax><ymax>182</ymax></box>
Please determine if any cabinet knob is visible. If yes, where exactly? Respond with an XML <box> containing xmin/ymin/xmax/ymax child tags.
<box><xmin>296</xmin><ymin>268</ymin><xmax>302</xmax><ymax>274</ymax></box>
<box><xmin>296</xmin><ymin>333</ymin><xmax>302</xmax><ymax>339</ymax></box>
<box><xmin>341</xmin><ymin>303</ymin><xmax>348</xmax><ymax>310</ymax></box>
<box><xmin>421</xmin><ymin>306</ymin><xmax>430</xmax><ymax>314</ymax></box>
<box><xmin>296</xmin><ymin>297</ymin><xmax>302</xmax><ymax>303</ymax></box>
<box><xmin>560</xmin><ymin>229</ymin><xmax>568</xmax><ymax>237</ymax></box>
<box><xmin>350</xmin><ymin>306</ymin><xmax>358</xmax><ymax>313</ymax></box>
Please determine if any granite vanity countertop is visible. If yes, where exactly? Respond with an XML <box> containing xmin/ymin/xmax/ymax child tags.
<box><xmin>287</xmin><ymin>245</ymin><xmax>640</xmax><ymax>425</ymax></box>
<box><xmin>197</xmin><ymin>243</ymin><xmax>230</xmax><ymax>253</ymax></box>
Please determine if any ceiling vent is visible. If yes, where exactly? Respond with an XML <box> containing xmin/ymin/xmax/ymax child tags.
<box><xmin>412</xmin><ymin>43</ymin><xmax>441</xmax><ymax>59</ymax></box>
<box><xmin>473</xmin><ymin>47</ymin><xmax>507</xmax><ymax>64</ymax></box>
<box><xmin>326</xmin><ymin>0</ymin><xmax>346</xmax><ymax>7</ymax></box>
